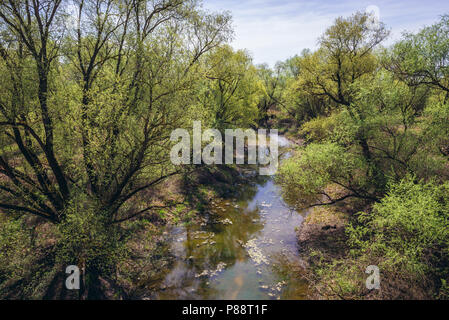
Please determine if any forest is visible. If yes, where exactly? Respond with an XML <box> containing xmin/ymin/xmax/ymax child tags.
<box><xmin>0</xmin><ymin>0</ymin><xmax>449</xmax><ymax>300</ymax></box>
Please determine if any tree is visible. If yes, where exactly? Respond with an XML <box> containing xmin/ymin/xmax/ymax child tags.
<box><xmin>276</xmin><ymin>11</ymin><xmax>449</xmax><ymax>301</ymax></box>
<box><xmin>282</xmin><ymin>51</ymin><xmax>333</xmax><ymax>125</ymax></box>
<box><xmin>276</xmin><ymin>12</ymin><xmax>446</xmax><ymax>208</ymax></box>
<box><xmin>256</xmin><ymin>61</ymin><xmax>290</xmax><ymax>127</ymax></box>
<box><xmin>0</xmin><ymin>0</ymin><xmax>232</xmax><ymax>297</ymax></box>
<box><xmin>197</xmin><ymin>45</ymin><xmax>263</xmax><ymax>132</ymax></box>
<box><xmin>299</xmin><ymin>12</ymin><xmax>388</xmax><ymax>162</ymax></box>
<box><xmin>385</xmin><ymin>15</ymin><xmax>449</xmax><ymax>162</ymax></box>
<box><xmin>386</xmin><ymin>15</ymin><xmax>449</xmax><ymax>98</ymax></box>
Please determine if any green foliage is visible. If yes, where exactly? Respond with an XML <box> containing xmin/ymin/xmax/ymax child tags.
<box><xmin>308</xmin><ymin>178</ymin><xmax>449</xmax><ymax>299</ymax></box>
<box><xmin>297</xmin><ymin>12</ymin><xmax>388</xmax><ymax>111</ymax></box>
<box><xmin>348</xmin><ymin>177</ymin><xmax>449</xmax><ymax>274</ymax></box>
<box><xmin>1</xmin><ymin>0</ymin><xmax>449</xmax><ymax>300</ymax></box>
<box><xmin>387</xmin><ymin>15</ymin><xmax>449</xmax><ymax>93</ymax></box>
<box><xmin>276</xmin><ymin>13</ymin><xmax>449</xmax><ymax>300</ymax></box>
<box><xmin>256</xmin><ymin>59</ymin><xmax>296</xmax><ymax>126</ymax></box>
<box><xmin>280</xmin><ymin>20</ymin><xmax>449</xmax><ymax>207</ymax></box>
<box><xmin>56</xmin><ymin>194</ymin><xmax>127</xmax><ymax>276</ymax></box>
<box><xmin>0</xmin><ymin>0</ymin><xmax>234</xmax><ymax>224</ymax></box>
<box><xmin>0</xmin><ymin>0</ymin><xmax>239</xmax><ymax>296</ymax></box>
<box><xmin>197</xmin><ymin>45</ymin><xmax>264</xmax><ymax>131</ymax></box>
<box><xmin>277</xmin><ymin>142</ymin><xmax>366</xmax><ymax>207</ymax></box>
<box><xmin>271</xmin><ymin>11</ymin><xmax>395</xmax><ymax>145</ymax></box>
<box><xmin>422</xmin><ymin>100</ymin><xmax>449</xmax><ymax>167</ymax></box>
<box><xmin>276</xmin><ymin>50</ymin><xmax>332</xmax><ymax>125</ymax></box>
<box><xmin>0</xmin><ymin>217</ymin><xmax>32</xmax><ymax>281</ymax></box>
<box><xmin>438</xmin><ymin>279</ymin><xmax>449</xmax><ymax>299</ymax></box>
<box><xmin>299</xmin><ymin>111</ymin><xmax>357</xmax><ymax>144</ymax></box>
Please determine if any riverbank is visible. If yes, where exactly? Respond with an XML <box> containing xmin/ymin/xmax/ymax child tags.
<box><xmin>295</xmin><ymin>203</ymin><xmax>440</xmax><ymax>300</ymax></box>
<box><xmin>295</xmin><ymin>206</ymin><xmax>351</xmax><ymax>299</ymax></box>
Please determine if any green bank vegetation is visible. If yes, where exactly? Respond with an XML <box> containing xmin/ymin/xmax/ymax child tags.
<box><xmin>276</xmin><ymin>13</ymin><xmax>449</xmax><ymax>299</ymax></box>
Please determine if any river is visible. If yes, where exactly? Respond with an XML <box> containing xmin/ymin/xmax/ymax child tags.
<box><xmin>151</xmin><ymin>136</ymin><xmax>308</xmax><ymax>299</ymax></box>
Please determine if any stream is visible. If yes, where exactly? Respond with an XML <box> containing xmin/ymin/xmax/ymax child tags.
<box><xmin>151</xmin><ymin>136</ymin><xmax>308</xmax><ymax>299</ymax></box>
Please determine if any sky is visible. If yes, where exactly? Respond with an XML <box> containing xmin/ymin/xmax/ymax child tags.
<box><xmin>202</xmin><ymin>0</ymin><xmax>449</xmax><ymax>66</ymax></box>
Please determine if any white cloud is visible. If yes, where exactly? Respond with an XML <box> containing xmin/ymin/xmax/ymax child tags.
<box><xmin>203</xmin><ymin>0</ymin><xmax>449</xmax><ymax>66</ymax></box>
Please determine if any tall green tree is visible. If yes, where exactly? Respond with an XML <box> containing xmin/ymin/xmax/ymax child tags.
<box><xmin>0</xmin><ymin>0</ymin><xmax>232</xmax><ymax>296</ymax></box>
<box><xmin>197</xmin><ymin>45</ymin><xmax>263</xmax><ymax>131</ymax></box>
<box><xmin>386</xmin><ymin>15</ymin><xmax>449</xmax><ymax>98</ymax></box>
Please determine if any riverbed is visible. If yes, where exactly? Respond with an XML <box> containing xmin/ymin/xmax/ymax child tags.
<box><xmin>151</xmin><ymin>136</ymin><xmax>308</xmax><ymax>299</ymax></box>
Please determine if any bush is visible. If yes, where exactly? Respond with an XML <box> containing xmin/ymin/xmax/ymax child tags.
<box><xmin>276</xmin><ymin>142</ymin><xmax>366</xmax><ymax>208</ymax></box>
<box><xmin>56</xmin><ymin>194</ymin><xmax>128</xmax><ymax>288</ymax></box>
<box><xmin>0</xmin><ymin>218</ymin><xmax>32</xmax><ymax>282</ymax></box>
<box><xmin>309</xmin><ymin>177</ymin><xmax>449</xmax><ymax>299</ymax></box>
<box><xmin>299</xmin><ymin>111</ymin><xmax>357</xmax><ymax>145</ymax></box>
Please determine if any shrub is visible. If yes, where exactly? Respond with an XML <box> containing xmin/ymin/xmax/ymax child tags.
<box><xmin>0</xmin><ymin>218</ymin><xmax>32</xmax><ymax>282</ymax></box>
<box><xmin>56</xmin><ymin>194</ymin><xmax>128</xmax><ymax>289</ymax></box>
<box><xmin>309</xmin><ymin>177</ymin><xmax>449</xmax><ymax>299</ymax></box>
<box><xmin>276</xmin><ymin>142</ymin><xmax>366</xmax><ymax>208</ymax></box>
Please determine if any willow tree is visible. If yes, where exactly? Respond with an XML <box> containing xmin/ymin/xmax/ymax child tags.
<box><xmin>298</xmin><ymin>12</ymin><xmax>388</xmax><ymax>159</ymax></box>
<box><xmin>300</xmin><ymin>12</ymin><xmax>388</xmax><ymax>107</ymax></box>
<box><xmin>385</xmin><ymin>15</ymin><xmax>449</xmax><ymax>161</ymax></box>
<box><xmin>0</xmin><ymin>0</ymin><xmax>231</xmax><ymax>297</ymax></box>
<box><xmin>277</xmin><ymin>13</ymin><xmax>393</xmax><ymax>208</ymax></box>
<box><xmin>279</xmin><ymin>52</ymin><xmax>332</xmax><ymax>125</ymax></box>
<box><xmin>386</xmin><ymin>15</ymin><xmax>449</xmax><ymax>97</ymax></box>
<box><xmin>197</xmin><ymin>45</ymin><xmax>263</xmax><ymax>132</ymax></box>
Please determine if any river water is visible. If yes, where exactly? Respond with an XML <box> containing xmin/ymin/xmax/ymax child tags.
<box><xmin>152</xmin><ymin>136</ymin><xmax>308</xmax><ymax>299</ymax></box>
